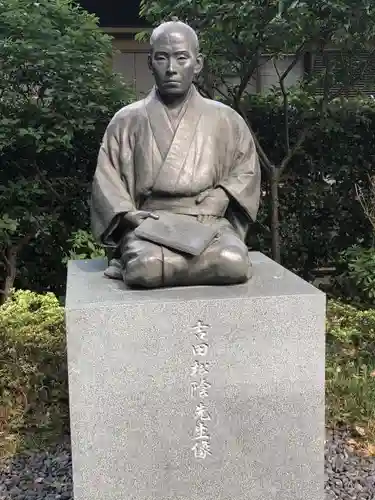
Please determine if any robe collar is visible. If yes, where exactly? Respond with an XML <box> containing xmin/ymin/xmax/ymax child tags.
<box><xmin>144</xmin><ymin>85</ymin><xmax>203</xmax><ymax>162</ymax></box>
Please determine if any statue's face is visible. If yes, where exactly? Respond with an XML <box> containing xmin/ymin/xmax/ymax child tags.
<box><xmin>149</xmin><ymin>30</ymin><xmax>203</xmax><ymax>97</ymax></box>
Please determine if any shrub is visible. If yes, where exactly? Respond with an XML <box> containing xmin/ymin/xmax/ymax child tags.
<box><xmin>62</xmin><ymin>229</ymin><xmax>106</xmax><ymax>263</ymax></box>
<box><xmin>0</xmin><ymin>290</ymin><xmax>67</xmax><ymax>457</ymax></box>
<box><xmin>334</xmin><ymin>246</ymin><xmax>375</xmax><ymax>307</ymax></box>
<box><xmin>356</xmin><ymin>174</ymin><xmax>375</xmax><ymax>232</ymax></box>
<box><xmin>326</xmin><ymin>300</ymin><xmax>375</xmax><ymax>440</ymax></box>
<box><xmin>332</xmin><ymin>175</ymin><xmax>375</xmax><ymax>306</ymax></box>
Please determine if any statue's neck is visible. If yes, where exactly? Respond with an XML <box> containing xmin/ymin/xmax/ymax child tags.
<box><xmin>157</xmin><ymin>85</ymin><xmax>194</xmax><ymax>111</ymax></box>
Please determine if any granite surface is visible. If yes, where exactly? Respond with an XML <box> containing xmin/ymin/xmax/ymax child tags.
<box><xmin>65</xmin><ymin>252</ymin><xmax>325</xmax><ymax>500</ymax></box>
<box><xmin>65</xmin><ymin>252</ymin><xmax>322</xmax><ymax>308</ymax></box>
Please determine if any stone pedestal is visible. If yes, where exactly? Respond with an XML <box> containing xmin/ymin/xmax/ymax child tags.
<box><xmin>65</xmin><ymin>252</ymin><xmax>325</xmax><ymax>500</ymax></box>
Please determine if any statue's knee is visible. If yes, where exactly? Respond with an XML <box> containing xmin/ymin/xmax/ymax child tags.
<box><xmin>124</xmin><ymin>254</ymin><xmax>162</xmax><ymax>288</ymax></box>
<box><xmin>217</xmin><ymin>246</ymin><xmax>249</xmax><ymax>282</ymax></box>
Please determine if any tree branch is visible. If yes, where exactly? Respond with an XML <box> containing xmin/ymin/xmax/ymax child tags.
<box><xmin>272</xmin><ymin>44</ymin><xmax>306</xmax><ymax>157</ymax></box>
<box><xmin>279</xmin><ymin>43</ymin><xmax>307</xmax><ymax>83</ymax></box>
<box><xmin>235</xmin><ymin>53</ymin><xmax>262</xmax><ymax>103</ymax></box>
<box><xmin>273</xmin><ymin>58</ymin><xmax>290</xmax><ymax>154</ymax></box>
<box><xmin>1</xmin><ymin>248</ymin><xmax>11</xmax><ymax>269</ymax></box>
<box><xmin>34</xmin><ymin>164</ymin><xmax>65</xmax><ymax>204</ymax></box>
<box><xmin>212</xmin><ymin>70</ymin><xmax>239</xmax><ymax>101</ymax></box>
<box><xmin>12</xmin><ymin>230</ymin><xmax>36</xmax><ymax>254</ymax></box>
<box><xmin>237</xmin><ymin>103</ymin><xmax>275</xmax><ymax>174</ymax></box>
<box><xmin>279</xmin><ymin>127</ymin><xmax>309</xmax><ymax>175</ymax></box>
<box><xmin>355</xmin><ymin>175</ymin><xmax>375</xmax><ymax>231</ymax></box>
<box><xmin>233</xmin><ymin>9</ymin><xmax>285</xmax><ymax>103</ymax></box>
<box><xmin>196</xmin><ymin>81</ymin><xmax>214</xmax><ymax>99</ymax></box>
<box><xmin>209</xmin><ymin>78</ymin><xmax>232</xmax><ymax>101</ymax></box>
<box><xmin>320</xmin><ymin>50</ymin><xmax>330</xmax><ymax>113</ymax></box>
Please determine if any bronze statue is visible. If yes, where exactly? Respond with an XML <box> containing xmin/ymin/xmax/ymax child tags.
<box><xmin>90</xmin><ymin>19</ymin><xmax>261</xmax><ymax>288</ymax></box>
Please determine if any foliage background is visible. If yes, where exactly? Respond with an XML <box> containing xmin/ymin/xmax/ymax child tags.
<box><xmin>0</xmin><ymin>0</ymin><xmax>134</xmax><ymax>302</ymax></box>
<box><xmin>247</xmin><ymin>96</ymin><xmax>374</xmax><ymax>277</ymax></box>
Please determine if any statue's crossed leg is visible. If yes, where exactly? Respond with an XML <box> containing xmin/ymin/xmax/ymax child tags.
<box><xmin>119</xmin><ymin>222</ymin><xmax>251</xmax><ymax>288</ymax></box>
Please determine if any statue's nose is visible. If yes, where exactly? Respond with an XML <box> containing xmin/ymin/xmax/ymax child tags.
<box><xmin>166</xmin><ymin>61</ymin><xmax>177</xmax><ymax>74</ymax></box>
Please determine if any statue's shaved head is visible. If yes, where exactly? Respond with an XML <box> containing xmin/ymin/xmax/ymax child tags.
<box><xmin>150</xmin><ymin>19</ymin><xmax>199</xmax><ymax>54</ymax></box>
<box><xmin>148</xmin><ymin>17</ymin><xmax>203</xmax><ymax>100</ymax></box>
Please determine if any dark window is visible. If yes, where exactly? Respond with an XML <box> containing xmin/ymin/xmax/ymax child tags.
<box><xmin>76</xmin><ymin>0</ymin><xmax>149</xmax><ymax>28</ymax></box>
<box><xmin>307</xmin><ymin>50</ymin><xmax>375</xmax><ymax>97</ymax></box>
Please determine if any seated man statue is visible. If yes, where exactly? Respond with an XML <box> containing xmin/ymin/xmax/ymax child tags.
<box><xmin>90</xmin><ymin>19</ymin><xmax>261</xmax><ymax>288</ymax></box>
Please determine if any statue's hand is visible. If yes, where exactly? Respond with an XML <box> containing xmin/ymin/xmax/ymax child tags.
<box><xmin>123</xmin><ymin>210</ymin><xmax>159</xmax><ymax>229</ymax></box>
<box><xmin>195</xmin><ymin>187</ymin><xmax>229</xmax><ymax>214</ymax></box>
<box><xmin>195</xmin><ymin>189</ymin><xmax>212</xmax><ymax>204</ymax></box>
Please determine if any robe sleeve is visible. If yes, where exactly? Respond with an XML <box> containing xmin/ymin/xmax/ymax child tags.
<box><xmin>218</xmin><ymin>114</ymin><xmax>261</xmax><ymax>224</ymax></box>
<box><xmin>90</xmin><ymin>115</ymin><xmax>136</xmax><ymax>246</ymax></box>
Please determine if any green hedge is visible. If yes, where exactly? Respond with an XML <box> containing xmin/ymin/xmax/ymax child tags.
<box><xmin>0</xmin><ymin>290</ymin><xmax>67</xmax><ymax>457</ymax></box>
<box><xmin>1</xmin><ymin>290</ymin><xmax>374</xmax><ymax>457</ymax></box>
<box><xmin>333</xmin><ymin>245</ymin><xmax>375</xmax><ymax>307</ymax></box>
<box><xmin>326</xmin><ymin>300</ymin><xmax>375</xmax><ymax>439</ymax></box>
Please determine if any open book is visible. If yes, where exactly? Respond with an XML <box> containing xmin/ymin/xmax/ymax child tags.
<box><xmin>134</xmin><ymin>212</ymin><xmax>219</xmax><ymax>256</ymax></box>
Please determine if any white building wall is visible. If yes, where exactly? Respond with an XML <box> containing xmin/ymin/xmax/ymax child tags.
<box><xmin>111</xmin><ymin>39</ymin><xmax>305</xmax><ymax>97</ymax></box>
<box><xmin>112</xmin><ymin>39</ymin><xmax>154</xmax><ymax>98</ymax></box>
<box><xmin>259</xmin><ymin>56</ymin><xmax>304</xmax><ymax>92</ymax></box>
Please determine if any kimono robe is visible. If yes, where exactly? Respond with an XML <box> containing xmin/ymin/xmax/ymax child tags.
<box><xmin>91</xmin><ymin>85</ymin><xmax>261</xmax><ymax>288</ymax></box>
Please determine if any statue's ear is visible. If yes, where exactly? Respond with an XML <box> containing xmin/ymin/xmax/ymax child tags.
<box><xmin>194</xmin><ymin>53</ymin><xmax>204</xmax><ymax>76</ymax></box>
<box><xmin>147</xmin><ymin>53</ymin><xmax>153</xmax><ymax>71</ymax></box>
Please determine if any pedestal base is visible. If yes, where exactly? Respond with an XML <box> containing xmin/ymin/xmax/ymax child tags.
<box><xmin>65</xmin><ymin>252</ymin><xmax>325</xmax><ymax>500</ymax></box>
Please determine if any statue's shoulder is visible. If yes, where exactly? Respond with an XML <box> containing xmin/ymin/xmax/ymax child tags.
<box><xmin>201</xmin><ymin>96</ymin><xmax>231</xmax><ymax>110</ymax></box>
<box><xmin>201</xmin><ymin>96</ymin><xmax>246</xmax><ymax>127</ymax></box>
<box><xmin>111</xmin><ymin>98</ymin><xmax>147</xmax><ymax>122</ymax></box>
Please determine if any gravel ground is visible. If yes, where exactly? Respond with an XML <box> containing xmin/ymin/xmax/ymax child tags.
<box><xmin>325</xmin><ymin>428</ymin><xmax>375</xmax><ymax>500</ymax></box>
<box><xmin>1</xmin><ymin>429</ymin><xmax>374</xmax><ymax>499</ymax></box>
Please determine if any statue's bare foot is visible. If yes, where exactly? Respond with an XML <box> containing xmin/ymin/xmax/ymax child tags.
<box><xmin>104</xmin><ymin>259</ymin><xmax>123</xmax><ymax>280</ymax></box>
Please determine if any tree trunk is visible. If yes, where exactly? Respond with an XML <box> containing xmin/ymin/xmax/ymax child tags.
<box><xmin>270</xmin><ymin>168</ymin><xmax>281</xmax><ymax>263</ymax></box>
<box><xmin>0</xmin><ymin>232</ymin><xmax>34</xmax><ymax>305</ymax></box>
<box><xmin>0</xmin><ymin>246</ymin><xmax>17</xmax><ymax>305</ymax></box>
